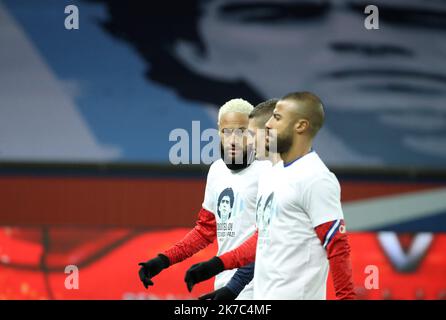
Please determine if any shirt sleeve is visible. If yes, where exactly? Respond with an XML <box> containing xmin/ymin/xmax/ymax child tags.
<box><xmin>163</xmin><ymin>164</ymin><xmax>218</xmax><ymax>265</ymax></box>
<box><xmin>226</xmin><ymin>263</ymin><xmax>255</xmax><ymax>296</ymax></box>
<box><xmin>162</xmin><ymin>207</ymin><xmax>216</xmax><ymax>265</ymax></box>
<box><xmin>304</xmin><ymin>172</ymin><xmax>344</xmax><ymax>228</ymax></box>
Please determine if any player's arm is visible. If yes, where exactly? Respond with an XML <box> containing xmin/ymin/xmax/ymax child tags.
<box><xmin>226</xmin><ymin>262</ymin><xmax>255</xmax><ymax>296</ymax></box>
<box><xmin>138</xmin><ymin>165</ymin><xmax>219</xmax><ymax>289</ymax></box>
<box><xmin>315</xmin><ymin>220</ymin><xmax>355</xmax><ymax>300</ymax></box>
<box><xmin>199</xmin><ymin>263</ymin><xmax>255</xmax><ymax>300</ymax></box>
<box><xmin>306</xmin><ymin>173</ymin><xmax>356</xmax><ymax>300</ymax></box>
<box><xmin>184</xmin><ymin>230</ymin><xmax>258</xmax><ymax>292</ymax></box>
<box><xmin>163</xmin><ymin>207</ymin><xmax>217</xmax><ymax>264</ymax></box>
<box><xmin>138</xmin><ymin>207</ymin><xmax>216</xmax><ymax>288</ymax></box>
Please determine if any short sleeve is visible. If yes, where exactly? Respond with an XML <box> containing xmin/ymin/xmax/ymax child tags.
<box><xmin>304</xmin><ymin>172</ymin><xmax>344</xmax><ymax>228</ymax></box>
<box><xmin>202</xmin><ymin>163</ymin><xmax>216</xmax><ymax>213</ymax></box>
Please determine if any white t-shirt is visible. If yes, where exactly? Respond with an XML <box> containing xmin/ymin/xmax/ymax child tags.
<box><xmin>253</xmin><ymin>151</ymin><xmax>344</xmax><ymax>300</ymax></box>
<box><xmin>202</xmin><ymin>159</ymin><xmax>271</xmax><ymax>296</ymax></box>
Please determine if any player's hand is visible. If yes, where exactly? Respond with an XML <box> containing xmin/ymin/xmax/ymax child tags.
<box><xmin>184</xmin><ymin>256</ymin><xmax>225</xmax><ymax>292</ymax></box>
<box><xmin>198</xmin><ymin>286</ymin><xmax>237</xmax><ymax>300</ymax></box>
<box><xmin>138</xmin><ymin>254</ymin><xmax>170</xmax><ymax>289</ymax></box>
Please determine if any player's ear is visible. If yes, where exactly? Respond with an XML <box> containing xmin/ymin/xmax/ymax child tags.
<box><xmin>295</xmin><ymin>119</ymin><xmax>310</xmax><ymax>134</ymax></box>
<box><xmin>173</xmin><ymin>40</ymin><xmax>238</xmax><ymax>80</ymax></box>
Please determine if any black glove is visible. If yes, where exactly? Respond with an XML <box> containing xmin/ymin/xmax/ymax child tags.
<box><xmin>198</xmin><ymin>286</ymin><xmax>238</xmax><ymax>300</ymax></box>
<box><xmin>138</xmin><ymin>254</ymin><xmax>170</xmax><ymax>289</ymax></box>
<box><xmin>184</xmin><ymin>256</ymin><xmax>225</xmax><ymax>292</ymax></box>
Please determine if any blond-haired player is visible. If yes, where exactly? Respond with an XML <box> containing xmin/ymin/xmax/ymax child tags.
<box><xmin>138</xmin><ymin>98</ymin><xmax>270</xmax><ymax>298</ymax></box>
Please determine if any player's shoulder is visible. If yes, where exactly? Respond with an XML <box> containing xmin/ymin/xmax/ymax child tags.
<box><xmin>207</xmin><ymin>159</ymin><xmax>272</xmax><ymax>179</ymax></box>
<box><xmin>209</xmin><ymin>158</ymin><xmax>225</xmax><ymax>170</ymax></box>
<box><xmin>305</xmin><ymin>151</ymin><xmax>331</xmax><ymax>172</ymax></box>
<box><xmin>307</xmin><ymin>170</ymin><xmax>340</xmax><ymax>190</ymax></box>
<box><xmin>250</xmin><ymin>160</ymin><xmax>274</xmax><ymax>181</ymax></box>
<box><xmin>246</xmin><ymin>160</ymin><xmax>275</xmax><ymax>182</ymax></box>
<box><xmin>285</xmin><ymin>151</ymin><xmax>326</xmax><ymax>175</ymax></box>
<box><xmin>251</xmin><ymin>159</ymin><xmax>273</xmax><ymax>171</ymax></box>
<box><xmin>304</xmin><ymin>155</ymin><xmax>340</xmax><ymax>191</ymax></box>
<box><xmin>206</xmin><ymin>159</ymin><xmax>228</xmax><ymax>179</ymax></box>
<box><xmin>289</xmin><ymin>151</ymin><xmax>339</xmax><ymax>185</ymax></box>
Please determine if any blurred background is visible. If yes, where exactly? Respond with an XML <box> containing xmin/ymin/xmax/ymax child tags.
<box><xmin>0</xmin><ymin>0</ymin><xmax>445</xmax><ymax>299</ymax></box>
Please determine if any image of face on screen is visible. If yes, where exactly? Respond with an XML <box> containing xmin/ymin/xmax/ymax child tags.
<box><xmin>96</xmin><ymin>0</ymin><xmax>446</xmax><ymax>167</ymax></box>
<box><xmin>183</xmin><ymin>0</ymin><xmax>446</xmax><ymax>164</ymax></box>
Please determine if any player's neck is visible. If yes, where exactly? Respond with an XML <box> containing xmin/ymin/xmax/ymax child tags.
<box><xmin>281</xmin><ymin>140</ymin><xmax>312</xmax><ymax>165</ymax></box>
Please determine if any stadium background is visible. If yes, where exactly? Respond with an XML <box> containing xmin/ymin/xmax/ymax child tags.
<box><xmin>0</xmin><ymin>0</ymin><xmax>445</xmax><ymax>299</ymax></box>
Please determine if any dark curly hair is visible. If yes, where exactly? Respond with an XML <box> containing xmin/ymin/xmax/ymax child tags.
<box><xmin>86</xmin><ymin>0</ymin><xmax>263</xmax><ymax>105</ymax></box>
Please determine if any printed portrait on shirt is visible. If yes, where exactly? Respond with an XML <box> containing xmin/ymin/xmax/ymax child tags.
<box><xmin>262</xmin><ymin>192</ymin><xmax>275</xmax><ymax>229</ymax></box>
<box><xmin>257</xmin><ymin>192</ymin><xmax>276</xmax><ymax>233</ymax></box>
<box><xmin>217</xmin><ymin>187</ymin><xmax>234</xmax><ymax>223</ymax></box>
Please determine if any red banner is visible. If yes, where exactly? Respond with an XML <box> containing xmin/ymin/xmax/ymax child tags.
<box><xmin>1</xmin><ymin>227</ymin><xmax>445</xmax><ymax>300</ymax></box>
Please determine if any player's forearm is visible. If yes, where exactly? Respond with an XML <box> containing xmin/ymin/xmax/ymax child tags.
<box><xmin>226</xmin><ymin>262</ymin><xmax>255</xmax><ymax>296</ymax></box>
<box><xmin>329</xmin><ymin>251</ymin><xmax>355</xmax><ymax>300</ymax></box>
<box><xmin>315</xmin><ymin>220</ymin><xmax>356</xmax><ymax>300</ymax></box>
<box><xmin>184</xmin><ymin>234</ymin><xmax>257</xmax><ymax>293</ymax></box>
<box><xmin>218</xmin><ymin>230</ymin><xmax>258</xmax><ymax>270</ymax></box>
<box><xmin>163</xmin><ymin>207</ymin><xmax>216</xmax><ymax>265</ymax></box>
